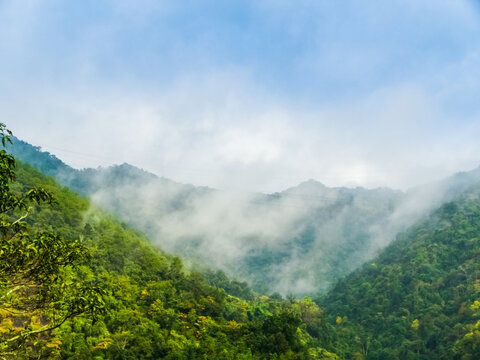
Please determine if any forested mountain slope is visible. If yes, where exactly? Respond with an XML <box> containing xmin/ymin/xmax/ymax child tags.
<box><xmin>320</xmin><ymin>183</ymin><xmax>480</xmax><ymax>359</ymax></box>
<box><xmin>9</xmin><ymin>137</ymin><xmax>480</xmax><ymax>297</ymax></box>
<box><xmin>5</xmin><ymin>138</ymin><xmax>402</xmax><ymax>295</ymax></box>
<box><xmin>5</xmin><ymin>159</ymin><xmax>340</xmax><ymax>359</ymax></box>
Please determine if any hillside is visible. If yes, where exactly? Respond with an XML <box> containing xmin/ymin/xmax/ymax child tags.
<box><xmin>2</xmin><ymin>157</ymin><xmax>342</xmax><ymax>359</ymax></box>
<box><xmin>5</xmin><ymin>138</ymin><xmax>403</xmax><ymax>295</ymax></box>
<box><xmin>320</xmin><ymin>183</ymin><xmax>480</xmax><ymax>359</ymax></box>
<box><xmin>9</xmin><ymin>137</ymin><xmax>480</xmax><ymax>297</ymax></box>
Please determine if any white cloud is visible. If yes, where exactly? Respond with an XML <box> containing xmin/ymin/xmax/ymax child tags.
<box><xmin>2</xmin><ymin>0</ymin><xmax>480</xmax><ymax>192</ymax></box>
<box><xmin>5</xmin><ymin>72</ymin><xmax>480</xmax><ymax>193</ymax></box>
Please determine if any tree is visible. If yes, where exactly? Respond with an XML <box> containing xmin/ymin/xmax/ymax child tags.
<box><xmin>0</xmin><ymin>124</ymin><xmax>104</xmax><ymax>359</ymax></box>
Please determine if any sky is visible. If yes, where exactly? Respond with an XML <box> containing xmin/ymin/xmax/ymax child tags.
<box><xmin>2</xmin><ymin>0</ymin><xmax>480</xmax><ymax>192</ymax></box>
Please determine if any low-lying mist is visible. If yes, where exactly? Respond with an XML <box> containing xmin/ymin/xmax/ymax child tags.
<box><xmin>81</xmin><ymin>163</ymin><xmax>480</xmax><ymax>296</ymax></box>
<box><xmin>9</xmin><ymin>138</ymin><xmax>480</xmax><ymax>296</ymax></box>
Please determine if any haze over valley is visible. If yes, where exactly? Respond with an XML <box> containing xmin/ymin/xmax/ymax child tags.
<box><xmin>10</xmin><ymin>138</ymin><xmax>480</xmax><ymax>297</ymax></box>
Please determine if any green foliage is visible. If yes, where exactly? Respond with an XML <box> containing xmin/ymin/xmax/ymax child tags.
<box><xmin>2</xmin><ymin>127</ymin><xmax>338</xmax><ymax>358</ymax></box>
<box><xmin>0</xmin><ymin>124</ymin><xmax>104</xmax><ymax>359</ymax></box>
<box><xmin>202</xmin><ymin>269</ymin><xmax>255</xmax><ymax>300</ymax></box>
<box><xmin>52</xmin><ymin>207</ymin><xmax>337</xmax><ymax>359</ymax></box>
<box><xmin>453</xmin><ymin>300</ymin><xmax>480</xmax><ymax>359</ymax></box>
<box><xmin>320</xmin><ymin>187</ymin><xmax>480</xmax><ymax>359</ymax></box>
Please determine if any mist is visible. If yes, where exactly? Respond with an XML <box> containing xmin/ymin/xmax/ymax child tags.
<box><xmin>9</xmin><ymin>133</ymin><xmax>480</xmax><ymax>296</ymax></box>
<box><xmin>77</xmin><ymin>162</ymin><xmax>480</xmax><ymax>296</ymax></box>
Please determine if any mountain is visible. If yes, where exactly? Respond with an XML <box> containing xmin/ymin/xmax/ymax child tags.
<box><xmin>9</xmin><ymin>135</ymin><xmax>480</xmax><ymax>359</ymax></box>
<box><xmin>320</xmin><ymin>183</ymin><xmax>480</xmax><ymax>359</ymax></box>
<box><xmin>6</xmin><ymin>137</ymin><xmax>196</xmax><ymax>196</ymax></box>
<box><xmin>5</xmin><ymin>158</ymin><xmax>341</xmax><ymax>359</ymax></box>
<box><xmin>8</xmin><ymin>137</ymin><xmax>480</xmax><ymax>297</ymax></box>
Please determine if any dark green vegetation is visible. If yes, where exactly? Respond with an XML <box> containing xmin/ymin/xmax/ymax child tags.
<box><xmin>320</xmin><ymin>185</ymin><xmax>480</xmax><ymax>359</ymax></box>
<box><xmin>1</xmin><ymin>137</ymin><xmax>339</xmax><ymax>358</ymax></box>
<box><xmin>0</xmin><ymin>126</ymin><xmax>103</xmax><ymax>358</ymax></box>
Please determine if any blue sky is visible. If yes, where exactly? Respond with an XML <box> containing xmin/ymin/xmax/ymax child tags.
<box><xmin>2</xmin><ymin>0</ymin><xmax>480</xmax><ymax>192</ymax></box>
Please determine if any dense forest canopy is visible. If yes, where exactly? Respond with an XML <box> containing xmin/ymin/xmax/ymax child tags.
<box><xmin>0</xmin><ymin>126</ymin><xmax>340</xmax><ymax>359</ymax></box>
<box><xmin>320</xmin><ymin>186</ymin><xmax>480</xmax><ymax>359</ymax></box>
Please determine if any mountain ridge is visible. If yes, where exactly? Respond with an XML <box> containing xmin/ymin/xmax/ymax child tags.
<box><xmin>9</xmin><ymin>136</ymin><xmax>480</xmax><ymax>297</ymax></box>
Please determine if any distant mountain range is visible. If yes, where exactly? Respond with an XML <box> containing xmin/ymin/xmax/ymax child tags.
<box><xmin>9</xmin><ymin>137</ymin><xmax>480</xmax><ymax>296</ymax></box>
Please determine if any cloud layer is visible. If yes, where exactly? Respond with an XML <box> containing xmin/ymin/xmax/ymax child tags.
<box><xmin>2</xmin><ymin>0</ymin><xmax>480</xmax><ymax>192</ymax></box>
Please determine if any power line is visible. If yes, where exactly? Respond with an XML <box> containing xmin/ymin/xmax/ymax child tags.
<box><xmin>29</xmin><ymin>141</ymin><xmax>396</xmax><ymax>194</ymax></box>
